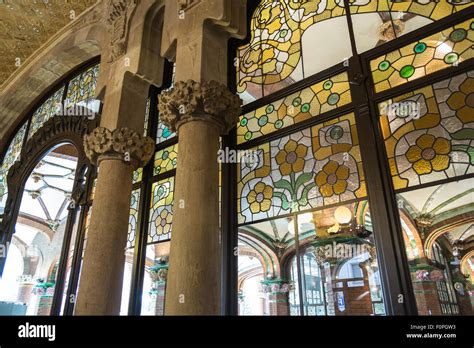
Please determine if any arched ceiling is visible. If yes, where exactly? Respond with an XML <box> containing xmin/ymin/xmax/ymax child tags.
<box><xmin>0</xmin><ymin>0</ymin><xmax>98</xmax><ymax>88</ymax></box>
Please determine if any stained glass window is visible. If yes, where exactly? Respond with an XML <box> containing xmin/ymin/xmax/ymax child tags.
<box><xmin>350</xmin><ymin>0</ymin><xmax>473</xmax><ymax>54</ymax></box>
<box><xmin>238</xmin><ymin>72</ymin><xmax>351</xmax><ymax>144</ymax></box>
<box><xmin>371</xmin><ymin>19</ymin><xmax>473</xmax><ymax>93</ymax></box>
<box><xmin>156</xmin><ymin>121</ymin><xmax>176</xmax><ymax>145</ymax></box>
<box><xmin>237</xmin><ymin>0</ymin><xmax>350</xmax><ymax>103</ymax></box>
<box><xmin>148</xmin><ymin>177</ymin><xmax>174</xmax><ymax>242</ymax></box>
<box><xmin>127</xmin><ymin>189</ymin><xmax>141</xmax><ymax>249</ymax></box>
<box><xmin>28</xmin><ymin>87</ymin><xmax>65</xmax><ymax>140</ymax></box>
<box><xmin>0</xmin><ymin>123</ymin><xmax>28</xmax><ymax>213</ymax></box>
<box><xmin>386</xmin><ymin>0</ymin><xmax>472</xmax><ymax>22</ymax></box>
<box><xmin>238</xmin><ymin>113</ymin><xmax>366</xmax><ymax>224</ymax></box>
<box><xmin>133</xmin><ymin>168</ymin><xmax>143</xmax><ymax>184</ymax></box>
<box><xmin>65</xmin><ymin>64</ymin><xmax>100</xmax><ymax>109</ymax></box>
<box><xmin>379</xmin><ymin>70</ymin><xmax>474</xmax><ymax>190</ymax></box>
<box><xmin>153</xmin><ymin>144</ymin><xmax>178</xmax><ymax>176</ymax></box>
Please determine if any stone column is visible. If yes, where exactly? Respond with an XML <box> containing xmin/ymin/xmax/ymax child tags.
<box><xmin>158</xmin><ymin>81</ymin><xmax>241</xmax><ymax>315</ymax></box>
<box><xmin>74</xmin><ymin>128</ymin><xmax>154</xmax><ymax>315</ymax></box>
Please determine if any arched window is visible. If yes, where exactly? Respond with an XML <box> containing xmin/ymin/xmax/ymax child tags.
<box><xmin>0</xmin><ymin>60</ymin><xmax>100</xmax><ymax>316</ymax></box>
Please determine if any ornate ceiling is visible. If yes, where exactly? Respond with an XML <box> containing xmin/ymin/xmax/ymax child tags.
<box><xmin>0</xmin><ymin>0</ymin><xmax>98</xmax><ymax>86</ymax></box>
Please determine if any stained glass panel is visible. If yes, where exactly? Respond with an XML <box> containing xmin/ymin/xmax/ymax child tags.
<box><xmin>0</xmin><ymin>122</ymin><xmax>28</xmax><ymax>213</ymax></box>
<box><xmin>127</xmin><ymin>189</ymin><xmax>141</xmax><ymax>249</ymax></box>
<box><xmin>350</xmin><ymin>0</ymin><xmax>473</xmax><ymax>53</ymax></box>
<box><xmin>153</xmin><ymin>144</ymin><xmax>178</xmax><ymax>176</ymax></box>
<box><xmin>238</xmin><ymin>113</ymin><xmax>366</xmax><ymax>224</ymax></box>
<box><xmin>237</xmin><ymin>0</ymin><xmax>349</xmax><ymax>103</ymax></box>
<box><xmin>238</xmin><ymin>72</ymin><xmax>351</xmax><ymax>144</ymax></box>
<box><xmin>65</xmin><ymin>64</ymin><xmax>100</xmax><ymax>108</ymax></box>
<box><xmin>28</xmin><ymin>87</ymin><xmax>65</xmax><ymax>139</ymax></box>
<box><xmin>379</xmin><ymin>70</ymin><xmax>474</xmax><ymax>190</ymax></box>
<box><xmin>156</xmin><ymin>121</ymin><xmax>176</xmax><ymax>145</ymax></box>
<box><xmin>387</xmin><ymin>1</ymin><xmax>472</xmax><ymax>22</ymax></box>
<box><xmin>133</xmin><ymin>168</ymin><xmax>143</xmax><ymax>184</ymax></box>
<box><xmin>371</xmin><ymin>19</ymin><xmax>473</xmax><ymax>93</ymax></box>
<box><xmin>148</xmin><ymin>177</ymin><xmax>174</xmax><ymax>242</ymax></box>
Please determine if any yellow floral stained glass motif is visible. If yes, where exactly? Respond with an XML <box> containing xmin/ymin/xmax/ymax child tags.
<box><xmin>237</xmin><ymin>0</ymin><xmax>347</xmax><ymax>99</ymax></box>
<box><xmin>238</xmin><ymin>113</ymin><xmax>366</xmax><ymax>224</ymax></box>
<box><xmin>154</xmin><ymin>144</ymin><xmax>178</xmax><ymax>176</ymax></box>
<box><xmin>28</xmin><ymin>87</ymin><xmax>65</xmax><ymax>140</ymax></box>
<box><xmin>0</xmin><ymin>123</ymin><xmax>28</xmax><ymax>212</ymax></box>
<box><xmin>237</xmin><ymin>72</ymin><xmax>351</xmax><ymax>144</ymax></box>
<box><xmin>65</xmin><ymin>64</ymin><xmax>100</xmax><ymax>108</ymax></box>
<box><xmin>149</xmin><ymin>177</ymin><xmax>174</xmax><ymax>242</ymax></box>
<box><xmin>379</xmin><ymin>70</ymin><xmax>474</xmax><ymax>190</ymax></box>
<box><xmin>371</xmin><ymin>19</ymin><xmax>474</xmax><ymax>93</ymax></box>
<box><xmin>127</xmin><ymin>189</ymin><xmax>140</xmax><ymax>249</ymax></box>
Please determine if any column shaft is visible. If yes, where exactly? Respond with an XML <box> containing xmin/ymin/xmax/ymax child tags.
<box><xmin>74</xmin><ymin>160</ymin><xmax>133</xmax><ymax>315</ymax></box>
<box><xmin>165</xmin><ymin>121</ymin><xmax>221</xmax><ymax>315</ymax></box>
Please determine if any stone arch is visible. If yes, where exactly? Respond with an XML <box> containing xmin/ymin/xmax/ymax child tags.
<box><xmin>238</xmin><ymin>231</ymin><xmax>281</xmax><ymax>278</ymax></box>
<box><xmin>0</xmin><ymin>115</ymin><xmax>96</xmax><ymax>275</ymax></box>
<box><xmin>424</xmin><ymin>212</ymin><xmax>474</xmax><ymax>260</ymax></box>
<box><xmin>399</xmin><ymin>209</ymin><xmax>425</xmax><ymax>260</ymax></box>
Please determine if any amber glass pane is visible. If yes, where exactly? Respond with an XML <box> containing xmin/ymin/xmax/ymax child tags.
<box><xmin>127</xmin><ymin>189</ymin><xmax>141</xmax><ymax>250</ymax></box>
<box><xmin>379</xmin><ymin>70</ymin><xmax>474</xmax><ymax>190</ymax></box>
<box><xmin>350</xmin><ymin>0</ymin><xmax>473</xmax><ymax>54</ymax></box>
<box><xmin>148</xmin><ymin>177</ymin><xmax>174</xmax><ymax>242</ymax></box>
<box><xmin>236</xmin><ymin>0</ymin><xmax>349</xmax><ymax>103</ymax></box>
<box><xmin>153</xmin><ymin>144</ymin><xmax>178</xmax><ymax>176</ymax></box>
<box><xmin>237</xmin><ymin>72</ymin><xmax>351</xmax><ymax>144</ymax></box>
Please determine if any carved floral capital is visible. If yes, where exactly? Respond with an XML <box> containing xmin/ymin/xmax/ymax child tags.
<box><xmin>157</xmin><ymin>80</ymin><xmax>242</xmax><ymax>134</ymax></box>
<box><xmin>83</xmin><ymin>127</ymin><xmax>154</xmax><ymax>168</ymax></box>
<box><xmin>261</xmin><ymin>280</ymin><xmax>291</xmax><ymax>294</ymax></box>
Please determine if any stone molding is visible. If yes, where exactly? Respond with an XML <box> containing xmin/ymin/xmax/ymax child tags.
<box><xmin>83</xmin><ymin>127</ymin><xmax>154</xmax><ymax>168</ymax></box>
<box><xmin>177</xmin><ymin>0</ymin><xmax>202</xmax><ymax>12</ymax></box>
<box><xmin>157</xmin><ymin>80</ymin><xmax>242</xmax><ymax>134</ymax></box>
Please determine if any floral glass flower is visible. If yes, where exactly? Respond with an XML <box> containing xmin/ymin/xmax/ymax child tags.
<box><xmin>447</xmin><ymin>77</ymin><xmax>474</xmax><ymax>123</ymax></box>
<box><xmin>275</xmin><ymin>139</ymin><xmax>308</xmax><ymax>176</ymax></box>
<box><xmin>315</xmin><ymin>160</ymin><xmax>350</xmax><ymax>197</ymax></box>
<box><xmin>247</xmin><ymin>182</ymin><xmax>273</xmax><ymax>214</ymax></box>
<box><xmin>155</xmin><ymin>208</ymin><xmax>172</xmax><ymax>235</ymax></box>
<box><xmin>406</xmin><ymin>134</ymin><xmax>451</xmax><ymax>175</ymax></box>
